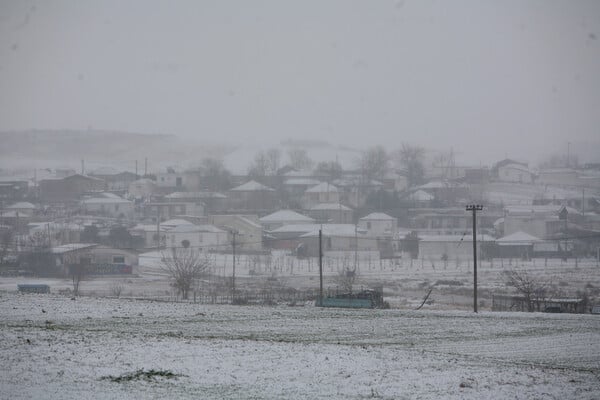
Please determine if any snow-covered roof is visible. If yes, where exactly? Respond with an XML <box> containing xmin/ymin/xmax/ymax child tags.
<box><xmin>165</xmin><ymin>191</ymin><xmax>227</xmax><ymax>199</ymax></box>
<box><xmin>419</xmin><ymin>234</ymin><xmax>495</xmax><ymax>242</ymax></box>
<box><xmin>82</xmin><ymin>197</ymin><xmax>132</xmax><ymax>204</ymax></box>
<box><xmin>7</xmin><ymin>202</ymin><xmax>36</xmax><ymax>209</ymax></box>
<box><xmin>167</xmin><ymin>224</ymin><xmax>225</xmax><ymax>234</ymax></box>
<box><xmin>505</xmin><ymin>205</ymin><xmax>580</xmax><ymax>216</ymax></box>
<box><xmin>360</xmin><ymin>212</ymin><xmax>395</xmax><ymax>221</ymax></box>
<box><xmin>284</xmin><ymin>178</ymin><xmax>321</xmax><ymax>186</ymax></box>
<box><xmin>305</xmin><ymin>182</ymin><xmax>338</xmax><ymax>193</ymax></box>
<box><xmin>270</xmin><ymin>224</ymin><xmax>322</xmax><ymax>234</ymax></box>
<box><xmin>259</xmin><ymin>210</ymin><xmax>314</xmax><ymax>223</ymax></box>
<box><xmin>497</xmin><ymin>231</ymin><xmax>541</xmax><ymax>246</ymax></box>
<box><xmin>309</xmin><ymin>203</ymin><xmax>352</xmax><ymax>211</ymax></box>
<box><xmin>230</xmin><ymin>180</ymin><xmax>275</xmax><ymax>192</ymax></box>
<box><xmin>408</xmin><ymin>190</ymin><xmax>434</xmax><ymax>201</ymax></box>
<box><xmin>51</xmin><ymin>243</ymin><xmax>97</xmax><ymax>254</ymax></box>
<box><xmin>160</xmin><ymin>218</ymin><xmax>195</xmax><ymax>227</ymax></box>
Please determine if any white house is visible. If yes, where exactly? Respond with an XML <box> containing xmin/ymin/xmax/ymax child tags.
<box><xmin>128</xmin><ymin>178</ymin><xmax>157</xmax><ymax>199</ymax></box>
<box><xmin>81</xmin><ymin>196</ymin><xmax>135</xmax><ymax>219</ymax></box>
<box><xmin>303</xmin><ymin>182</ymin><xmax>340</xmax><ymax>206</ymax></box>
<box><xmin>6</xmin><ymin>201</ymin><xmax>36</xmax><ymax>216</ymax></box>
<box><xmin>358</xmin><ymin>212</ymin><xmax>397</xmax><ymax>237</ymax></box>
<box><xmin>259</xmin><ymin>209</ymin><xmax>315</xmax><ymax>231</ymax></box>
<box><xmin>418</xmin><ymin>234</ymin><xmax>494</xmax><ymax>261</ymax></box>
<box><xmin>497</xmin><ymin>162</ymin><xmax>533</xmax><ymax>184</ymax></box>
<box><xmin>164</xmin><ymin>224</ymin><xmax>227</xmax><ymax>251</ymax></box>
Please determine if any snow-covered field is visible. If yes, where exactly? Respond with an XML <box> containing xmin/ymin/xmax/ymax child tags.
<box><xmin>1</xmin><ymin>292</ymin><xmax>599</xmax><ymax>399</ymax></box>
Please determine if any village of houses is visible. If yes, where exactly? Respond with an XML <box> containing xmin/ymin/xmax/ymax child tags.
<box><xmin>1</xmin><ymin>151</ymin><xmax>599</xmax><ymax>313</ymax></box>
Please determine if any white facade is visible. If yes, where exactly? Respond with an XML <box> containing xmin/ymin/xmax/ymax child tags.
<box><xmin>81</xmin><ymin>197</ymin><xmax>135</xmax><ymax>219</ymax></box>
<box><xmin>358</xmin><ymin>213</ymin><xmax>397</xmax><ymax>237</ymax></box>
<box><xmin>498</xmin><ymin>164</ymin><xmax>533</xmax><ymax>184</ymax></box>
<box><xmin>165</xmin><ymin>224</ymin><xmax>227</xmax><ymax>251</ymax></box>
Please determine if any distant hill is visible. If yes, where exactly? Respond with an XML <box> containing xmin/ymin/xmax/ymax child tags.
<box><xmin>0</xmin><ymin>130</ymin><xmax>231</xmax><ymax>171</ymax></box>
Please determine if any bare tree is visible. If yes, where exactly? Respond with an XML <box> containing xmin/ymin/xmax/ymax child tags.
<box><xmin>335</xmin><ymin>266</ymin><xmax>358</xmax><ymax>293</ymax></box>
<box><xmin>287</xmin><ymin>148</ymin><xmax>313</xmax><ymax>171</ymax></box>
<box><xmin>62</xmin><ymin>250</ymin><xmax>90</xmax><ymax>296</ymax></box>
<box><xmin>503</xmin><ymin>269</ymin><xmax>550</xmax><ymax>312</ymax></box>
<box><xmin>394</xmin><ymin>143</ymin><xmax>425</xmax><ymax>187</ymax></box>
<box><xmin>161</xmin><ymin>248</ymin><xmax>212</xmax><ymax>300</ymax></box>
<box><xmin>358</xmin><ymin>146</ymin><xmax>388</xmax><ymax>181</ymax></box>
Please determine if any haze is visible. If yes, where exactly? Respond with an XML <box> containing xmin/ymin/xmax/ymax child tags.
<box><xmin>1</xmin><ymin>0</ymin><xmax>599</xmax><ymax>164</ymax></box>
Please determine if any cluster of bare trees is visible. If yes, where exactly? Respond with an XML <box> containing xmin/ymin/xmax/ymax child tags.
<box><xmin>161</xmin><ymin>248</ymin><xmax>212</xmax><ymax>300</ymax></box>
<box><xmin>503</xmin><ymin>269</ymin><xmax>550</xmax><ymax>312</ymax></box>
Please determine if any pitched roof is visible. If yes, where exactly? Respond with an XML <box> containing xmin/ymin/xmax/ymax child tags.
<box><xmin>419</xmin><ymin>234</ymin><xmax>495</xmax><ymax>242</ymax></box>
<box><xmin>259</xmin><ymin>210</ymin><xmax>314</xmax><ymax>223</ymax></box>
<box><xmin>230</xmin><ymin>180</ymin><xmax>275</xmax><ymax>192</ymax></box>
<box><xmin>305</xmin><ymin>182</ymin><xmax>338</xmax><ymax>193</ymax></box>
<box><xmin>82</xmin><ymin>197</ymin><xmax>132</xmax><ymax>204</ymax></box>
<box><xmin>284</xmin><ymin>178</ymin><xmax>321</xmax><ymax>186</ymax></box>
<box><xmin>7</xmin><ymin>202</ymin><xmax>36</xmax><ymax>209</ymax></box>
<box><xmin>497</xmin><ymin>231</ymin><xmax>541</xmax><ymax>245</ymax></box>
<box><xmin>165</xmin><ymin>191</ymin><xmax>227</xmax><ymax>199</ymax></box>
<box><xmin>309</xmin><ymin>203</ymin><xmax>352</xmax><ymax>211</ymax></box>
<box><xmin>360</xmin><ymin>212</ymin><xmax>395</xmax><ymax>221</ymax></box>
<box><xmin>51</xmin><ymin>243</ymin><xmax>97</xmax><ymax>254</ymax></box>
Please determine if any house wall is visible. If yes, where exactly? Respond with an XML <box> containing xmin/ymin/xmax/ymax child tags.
<box><xmin>498</xmin><ymin>165</ymin><xmax>533</xmax><ymax>184</ymax></box>
<box><xmin>83</xmin><ymin>201</ymin><xmax>135</xmax><ymax>219</ymax></box>
<box><xmin>308</xmin><ymin>209</ymin><xmax>353</xmax><ymax>224</ymax></box>
<box><xmin>166</xmin><ymin>230</ymin><xmax>227</xmax><ymax>251</ymax></box>
<box><xmin>358</xmin><ymin>219</ymin><xmax>397</xmax><ymax>237</ymax></box>
<box><xmin>418</xmin><ymin>240</ymin><xmax>481</xmax><ymax>260</ymax></box>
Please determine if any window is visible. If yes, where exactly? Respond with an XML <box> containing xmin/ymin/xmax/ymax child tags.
<box><xmin>112</xmin><ymin>256</ymin><xmax>125</xmax><ymax>264</ymax></box>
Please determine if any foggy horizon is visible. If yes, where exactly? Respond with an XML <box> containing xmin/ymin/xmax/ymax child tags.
<box><xmin>1</xmin><ymin>0</ymin><xmax>599</xmax><ymax>165</ymax></box>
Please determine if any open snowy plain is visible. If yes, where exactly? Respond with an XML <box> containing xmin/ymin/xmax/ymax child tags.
<box><xmin>1</xmin><ymin>292</ymin><xmax>599</xmax><ymax>399</ymax></box>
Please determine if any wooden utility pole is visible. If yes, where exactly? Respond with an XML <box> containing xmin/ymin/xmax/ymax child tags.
<box><xmin>156</xmin><ymin>207</ymin><xmax>161</xmax><ymax>250</ymax></box>
<box><xmin>318</xmin><ymin>229</ymin><xmax>323</xmax><ymax>306</ymax></box>
<box><xmin>466</xmin><ymin>204</ymin><xmax>483</xmax><ymax>313</ymax></box>
<box><xmin>232</xmin><ymin>231</ymin><xmax>237</xmax><ymax>302</ymax></box>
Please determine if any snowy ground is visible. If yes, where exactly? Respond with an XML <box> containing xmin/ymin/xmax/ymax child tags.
<box><xmin>1</xmin><ymin>292</ymin><xmax>599</xmax><ymax>399</ymax></box>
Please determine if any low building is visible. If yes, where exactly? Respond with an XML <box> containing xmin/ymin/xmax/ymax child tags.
<box><xmin>303</xmin><ymin>182</ymin><xmax>340</xmax><ymax>206</ymax></box>
<box><xmin>307</xmin><ymin>203</ymin><xmax>353</xmax><ymax>224</ymax></box>
<box><xmin>209</xmin><ymin>214</ymin><xmax>263</xmax><ymax>251</ymax></box>
<box><xmin>128</xmin><ymin>178</ymin><xmax>157</xmax><ymax>199</ymax></box>
<box><xmin>81</xmin><ymin>196</ymin><xmax>135</xmax><ymax>219</ymax></box>
<box><xmin>164</xmin><ymin>223</ymin><xmax>227</xmax><ymax>251</ymax></box>
<box><xmin>39</xmin><ymin>174</ymin><xmax>106</xmax><ymax>203</ymax></box>
<box><xmin>297</xmin><ymin>224</ymin><xmax>378</xmax><ymax>257</ymax></box>
<box><xmin>229</xmin><ymin>180</ymin><xmax>278</xmax><ymax>211</ymax></box>
<box><xmin>259</xmin><ymin>209</ymin><xmax>315</xmax><ymax>231</ymax></box>
<box><xmin>418</xmin><ymin>234</ymin><xmax>494</xmax><ymax>261</ymax></box>
<box><xmin>358</xmin><ymin>213</ymin><xmax>397</xmax><ymax>237</ymax></box>
<box><xmin>6</xmin><ymin>202</ymin><xmax>36</xmax><ymax>217</ymax></box>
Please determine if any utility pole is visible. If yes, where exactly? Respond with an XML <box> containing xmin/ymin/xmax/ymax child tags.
<box><xmin>144</xmin><ymin>157</ymin><xmax>148</xmax><ymax>176</ymax></box>
<box><xmin>135</xmin><ymin>160</ymin><xmax>138</xmax><ymax>178</ymax></box>
<box><xmin>354</xmin><ymin>223</ymin><xmax>358</xmax><ymax>270</ymax></box>
<box><xmin>466</xmin><ymin>204</ymin><xmax>483</xmax><ymax>313</ymax></box>
<box><xmin>156</xmin><ymin>207</ymin><xmax>161</xmax><ymax>250</ymax></box>
<box><xmin>318</xmin><ymin>229</ymin><xmax>323</xmax><ymax>306</ymax></box>
<box><xmin>81</xmin><ymin>159</ymin><xmax>85</xmax><ymax>175</ymax></box>
<box><xmin>232</xmin><ymin>231</ymin><xmax>237</xmax><ymax>302</ymax></box>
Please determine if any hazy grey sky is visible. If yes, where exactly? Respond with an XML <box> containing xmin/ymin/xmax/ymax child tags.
<box><xmin>1</xmin><ymin>0</ymin><xmax>599</xmax><ymax>162</ymax></box>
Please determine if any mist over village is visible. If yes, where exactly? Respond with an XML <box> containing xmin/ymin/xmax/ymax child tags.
<box><xmin>1</xmin><ymin>1</ymin><xmax>600</xmax><ymax>399</ymax></box>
